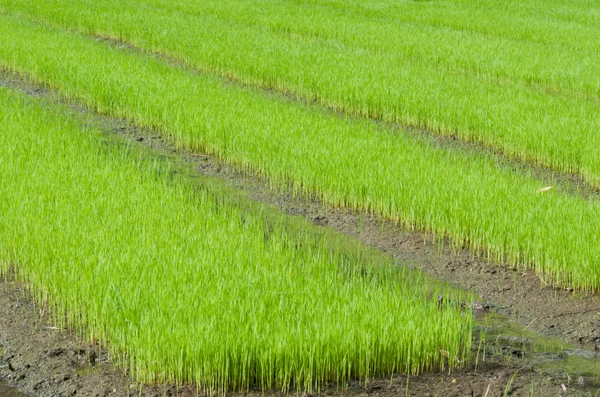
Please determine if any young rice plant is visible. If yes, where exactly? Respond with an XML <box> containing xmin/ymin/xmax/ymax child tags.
<box><xmin>0</xmin><ymin>86</ymin><xmax>471</xmax><ymax>392</ymax></box>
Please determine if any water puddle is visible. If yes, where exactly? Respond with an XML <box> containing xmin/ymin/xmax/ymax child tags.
<box><xmin>476</xmin><ymin>312</ymin><xmax>600</xmax><ymax>392</ymax></box>
<box><xmin>0</xmin><ymin>382</ymin><xmax>28</xmax><ymax>397</ymax></box>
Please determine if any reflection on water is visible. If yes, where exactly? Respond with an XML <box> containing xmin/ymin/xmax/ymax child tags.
<box><xmin>0</xmin><ymin>382</ymin><xmax>28</xmax><ymax>397</ymax></box>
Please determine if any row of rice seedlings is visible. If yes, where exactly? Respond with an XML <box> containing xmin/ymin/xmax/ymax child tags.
<box><xmin>0</xmin><ymin>85</ymin><xmax>471</xmax><ymax>391</ymax></box>
<box><xmin>175</xmin><ymin>0</ymin><xmax>600</xmax><ymax>93</ymax></box>
<box><xmin>1</xmin><ymin>17</ymin><xmax>600</xmax><ymax>291</ymax></box>
<box><xmin>5</xmin><ymin>0</ymin><xmax>598</xmax><ymax>94</ymax></box>
<box><xmin>1</xmin><ymin>1</ymin><xmax>599</xmax><ymax>182</ymax></box>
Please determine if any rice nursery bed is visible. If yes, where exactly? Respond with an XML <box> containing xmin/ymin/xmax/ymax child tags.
<box><xmin>2</xmin><ymin>77</ymin><xmax>598</xmax><ymax>397</ymax></box>
<box><xmin>1</xmin><ymin>0</ymin><xmax>599</xmax><ymax>183</ymax></box>
<box><xmin>0</xmin><ymin>16</ymin><xmax>599</xmax><ymax>292</ymax></box>
<box><xmin>1</xmin><ymin>1</ymin><xmax>599</xmax><ymax>396</ymax></box>
<box><xmin>0</xmin><ymin>86</ymin><xmax>472</xmax><ymax>392</ymax></box>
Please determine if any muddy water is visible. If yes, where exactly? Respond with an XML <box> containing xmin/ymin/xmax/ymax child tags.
<box><xmin>0</xmin><ymin>382</ymin><xmax>27</xmax><ymax>397</ymax></box>
<box><xmin>478</xmin><ymin>312</ymin><xmax>600</xmax><ymax>392</ymax></box>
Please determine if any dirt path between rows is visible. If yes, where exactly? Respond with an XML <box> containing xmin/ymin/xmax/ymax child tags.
<box><xmin>1</xmin><ymin>71</ymin><xmax>599</xmax><ymax>396</ymax></box>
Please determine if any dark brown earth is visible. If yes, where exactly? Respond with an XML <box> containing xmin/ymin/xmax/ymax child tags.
<box><xmin>0</xmin><ymin>278</ymin><xmax>592</xmax><ymax>397</ymax></box>
<box><xmin>1</xmin><ymin>70</ymin><xmax>600</xmax><ymax>396</ymax></box>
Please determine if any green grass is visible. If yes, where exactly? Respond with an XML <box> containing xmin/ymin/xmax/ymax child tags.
<box><xmin>1</xmin><ymin>0</ymin><xmax>599</xmax><ymax>182</ymax></box>
<box><xmin>1</xmin><ymin>16</ymin><xmax>600</xmax><ymax>291</ymax></box>
<box><xmin>0</xmin><ymin>85</ymin><xmax>471</xmax><ymax>391</ymax></box>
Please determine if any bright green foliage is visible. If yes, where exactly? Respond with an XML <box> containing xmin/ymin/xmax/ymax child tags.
<box><xmin>1</xmin><ymin>0</ymin><xmax>599</xmax><ymax>182</ymax></box>
<box><xmin>0</xmin><ymin>86</ymin><xmax>471</xmax><ymax>391</ymax></box>
<box><xmin>1</xmin><ymin>17</ymin><xmax>600</xmax><ymax>291</ymax></box>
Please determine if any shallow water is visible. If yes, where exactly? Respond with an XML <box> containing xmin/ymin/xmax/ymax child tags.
<box><xmin>477</xmin><ymin>312</ymin><xmax>600</xmax><ymax>392</ymax></box>
<box><xmin>0</xmin><ymin>382</ymin><xmax>27</xmax><ymax>397</ymax></box>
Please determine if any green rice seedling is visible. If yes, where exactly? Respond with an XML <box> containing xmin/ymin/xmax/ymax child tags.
<box><xmin>1</xmin><ymin>0</ymin><xmax>599</xmax><ymax>182</ymax></box>
<box><xmin>0</xmin><ymin>86</ymin><xmax>471</xmax><ymax>391</ymax></box>
<box><xmin>1</xmin><ymin>16</ymin><xmax>600</xmax><ymax>292</ymax></box>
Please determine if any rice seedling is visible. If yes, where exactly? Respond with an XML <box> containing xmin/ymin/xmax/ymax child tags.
<box><xmin>0</xmin><ymin>85</ymin><xmax>471</xmax><ymax>391</ymax></box>
<box><xmin>1</xmin><ymin>16</ymin><xmax>600</xmax><ymax>292</ymax></box>
<box><xmin>1</xmin><ymin>0</ymin><xmax>598</xmax><ymax>182</ymax></box>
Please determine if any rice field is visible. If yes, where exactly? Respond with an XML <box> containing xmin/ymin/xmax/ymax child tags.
<box><xmin>1</xmin><ymin>15</ymin><xmax>600</xmax><ymax>291</ymax></box>
<box><xmin>1</xmin><ymin>0</ymin><xmax>599</xmax><ymax>182</ymax></box>
<box><xmin>0</xmin><ymin>85</ymin><xmax>472</xmax><ymax>391</ymax></box>
<box><xmin>1</xmin><ymin>1</ymin><xmax>598</xmax><ymax>394</ymax></box>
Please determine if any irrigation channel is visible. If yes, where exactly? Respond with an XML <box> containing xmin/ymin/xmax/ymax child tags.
<box><xmin>2</xmin><ymin>74</ymin><xmax>600</xmax><ymax>396</ymax></box>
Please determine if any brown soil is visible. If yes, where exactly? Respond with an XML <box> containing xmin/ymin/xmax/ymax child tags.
<box><xmin>1</xmin><ymin>72</ymin><xmax>600</xmax><ymax>397</ymax></box>
<box><xmin>0</xmin><ymin>278</ymin><xmax>591</xmax><ymax>397</ymax></box>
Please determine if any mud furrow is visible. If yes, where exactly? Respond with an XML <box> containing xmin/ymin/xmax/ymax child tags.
<box><xmin>0</xmin><ymin>71</ymin><xmax>597</xmax><ymax>397</ymax></box>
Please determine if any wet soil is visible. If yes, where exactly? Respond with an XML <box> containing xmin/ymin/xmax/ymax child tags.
<box><xmin>1</xmin><ymin>72</ymin><xmax>600</xmax><ymax>396</ymax></box>
<box><xmin>0</xmin><ymin>381</ymin><xmax>28</xmax><ymax>397</ymax></box>
<box><xmin>0</xmin><ymin>278</ymin><xmax>595</xmax><ymax>397</ymax></box>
